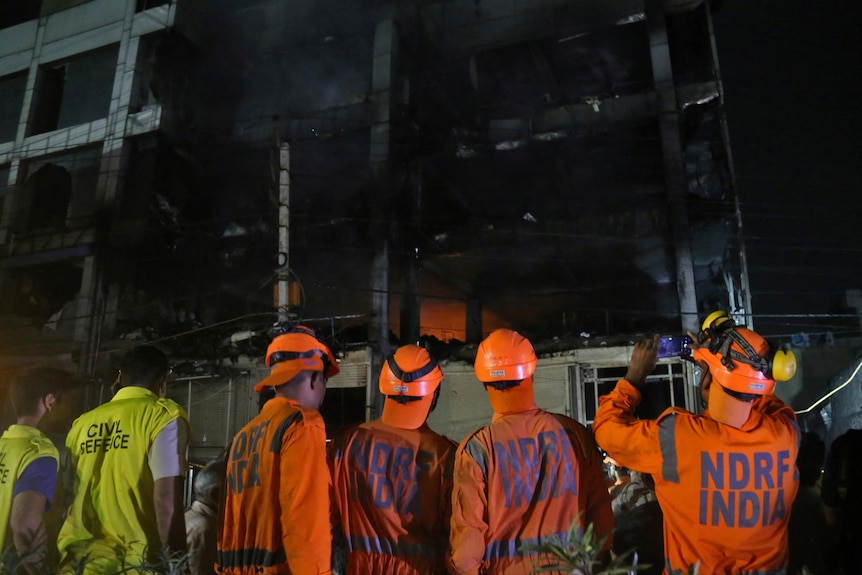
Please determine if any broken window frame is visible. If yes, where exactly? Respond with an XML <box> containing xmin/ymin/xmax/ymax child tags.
<box><xmin>27</xmin><ymin>43</ymin><xmax>119</xmax><ymax>136</ymax></box>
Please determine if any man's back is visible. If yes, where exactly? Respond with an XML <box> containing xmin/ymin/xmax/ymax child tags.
<box><xmin>656</xmin><ymin>407</ymin><xmax>797</xmax><ymax>573</ymax></box>
<box><xmin>594</xmin><ymin>384</ymin><xmax>799</xmax><ymax>574</ymax></box>
<box><xmin>822</xmin><ymin>427</ymin><xmax>862</xmax><ymax>573</ymax></box>
<box><xmin>448</xmin><ymin>408</ymin><xmax>612</xmax><ymax>575</ymax></box>
<box><xmin>186</xmin><ymin>500</ymin><xmax>217</xmax><ymax>575</ymax></box>
<box><xmin>217</xmin><ymin>396</ymin><xmax>331</xmax><ymax>575</ymax></box>
<box><xmin>58</xmin><ymin>386</ymin><xmax>187</xmax><ymax>573</ymax></box>
<box><xmin>329</xmin><ymin>419</ymin><xmax>454</xmax><ymax>575</ymax></box>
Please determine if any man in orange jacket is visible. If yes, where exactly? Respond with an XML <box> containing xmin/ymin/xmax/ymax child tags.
<box><xmin>593</xmin><ymin>311</ymin><xmax>800</xmax><ymax>575</ymax></box>
<box><xmin>217</xmin><ymin>326</ymin><xmax>340</xmax><ymax>575</ymax></box>
<box><xmin>447</xmin><ymin>329</ymin><xmax>613</xmax><ymax>575</ymax></box>
<box><xmin>329</xmin><ymin>344</ymin><xmax>455</xmax><ymax>575</ymax></box>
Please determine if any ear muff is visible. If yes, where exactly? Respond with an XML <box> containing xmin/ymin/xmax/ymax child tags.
<box><xmin>699</xmin><ymin>310</ymin><xmax>736</xmax><ymax>348</ymax></box>
<box><xmin>723</xmin><ymin>327</ymin><xmax>797</xmax><ymax>382</ymax></box>
<box><xmin>702</xmin><ymin>310</ymin><xmax>735</xmax><ymax>333</ymax></box>
<box><xmin>767</xmin><ymin>347</ymin><xmax>797</xmax><ymax>382</ymax></box>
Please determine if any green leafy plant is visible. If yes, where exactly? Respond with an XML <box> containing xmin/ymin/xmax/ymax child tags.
<box><xmin>519</xmin><ymin>514</ymin><xmax>650</xmax><ymax>575</ymax></box>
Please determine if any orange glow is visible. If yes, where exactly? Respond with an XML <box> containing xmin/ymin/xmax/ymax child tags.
<box><xmin>388</xmin><ymin>296</ymin><xmax>508</xmax><ymax>342</ymax></box>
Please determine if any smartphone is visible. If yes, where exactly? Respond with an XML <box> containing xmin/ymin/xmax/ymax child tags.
<box><xmin>657</xmin><ymin>335</ymin><xmax>692</xmax><ymax>359</ymax></box>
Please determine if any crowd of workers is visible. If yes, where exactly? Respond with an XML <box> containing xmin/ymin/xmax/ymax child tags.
<box><xmin>1</xmin><ymin>310</ymin><xmax>861</xmax><ymax>575</ymax></box>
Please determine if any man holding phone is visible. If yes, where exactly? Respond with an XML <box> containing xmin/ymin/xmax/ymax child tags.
<box><xmin>593</xmin><ymin>311</ymin><xmax>799</xmax><ymax>575</ymax></box>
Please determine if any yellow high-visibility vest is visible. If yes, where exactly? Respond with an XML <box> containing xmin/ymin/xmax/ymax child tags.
<box><xmin>0</xmin><ymin>424</ymin><xmax>59</xmax><ymax>554</ymax></box>
<box><xmin>58</xmin><ymin>386</ymin><xmax>188</xmax><ymax>575</ymax></box>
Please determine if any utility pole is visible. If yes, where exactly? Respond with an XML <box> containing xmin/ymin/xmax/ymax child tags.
<box><xmin>277</xmin><ymin>142</ymin><xmax>291</xmax><ymax>322</ymax></box>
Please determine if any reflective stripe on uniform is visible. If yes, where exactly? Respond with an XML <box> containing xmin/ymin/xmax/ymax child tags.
<box><xmin>658</xmin><ymin>414</ymin><xmax>680</xmax><ymax>483</ymax></box>
<box><xmin>484</xmin><ymin>531</ymin><xmax>568</xmax><ymax>561</ymax></box>
<box><xmin>465</xmin><ymin>437</ymin><xmax>488</xmax><ymax>477</ymax></box>
<box><xmin>217</xmin><ymin>546</ymin><xmax>287</xmax><ymax>569</ymax></box>
<box><xmin>346</xmin><ymin>535</ymin><xmax>445</xmax><ymax>557</ymax></box>
<box><xmin>270</xmin><ymin>411</ymin><xmax>303</xmax><ymax>453</ymax></box>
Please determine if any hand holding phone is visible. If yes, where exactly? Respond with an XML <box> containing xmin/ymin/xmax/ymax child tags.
<box><xmin>624</xmin><ymin>335</ymin><xmax>660</xmax><ymax>388</ymax></box>
<box><xmin>656</xmin><ymin>335</ymin><xmax>692</xmax><ymax>359</ymax></box>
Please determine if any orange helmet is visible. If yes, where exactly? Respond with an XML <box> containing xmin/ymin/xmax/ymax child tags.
<box><xmin>474</xmin><ymin>329</ymin><xmax>537</xmax><ymax>414</ymax></box>
<box><xmin>254</xmin><ymin>326</ymin><xmax>340</xmax><ymax>392</ymax></box>
<box><xmin>379</xmin><ymin>345</ymin><xmax>443</xmax><ymax>429</ymax></box>
<box><xmin>692</xmin><ymin>311</ymin><xmax>796</xmax><ymax>427</ymax></box>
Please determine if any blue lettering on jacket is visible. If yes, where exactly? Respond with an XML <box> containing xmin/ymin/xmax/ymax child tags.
<box><xmin>345</xmin><ymin>438</ymin><xmax>431</xmax><ymax>517</ymax></box>
<box><xmin>495</xmin><ymin>429</ymin><xmax>578</xmax><ymax>509</ymax></box>
<box><xmin>227</xmin><ymin>421</ymin><xmax>270</xmax><ymax>494</ymax></box>
<box><xmin>698</xmin><ymin>449</ymin><xmax>791</xmax><ymax>527</ymax></box>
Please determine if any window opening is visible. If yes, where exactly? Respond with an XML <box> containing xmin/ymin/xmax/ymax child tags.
<box><xmin>573</xmin><ymin>360</ymin><xmax>692</xmax><ymax>425</ymax></box>
<box><xmin>0</xmin><ymin>71</ymin><xmax>28</xmax><ymax>143</ymax></box>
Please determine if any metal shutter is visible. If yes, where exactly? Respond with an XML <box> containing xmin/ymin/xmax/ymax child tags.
<box><xmin>426</xmin><ymin>363</ymin><xmax>492</xmax><ymax>444</ymax></box>
<box><xmin>533</xmin><ymin>359</ymin><xmax>571</xmax><ymax>417</ymax></box>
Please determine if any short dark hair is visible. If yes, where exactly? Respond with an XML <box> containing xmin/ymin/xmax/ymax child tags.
<box><xmin>119</xmin><ymin>345</ymin><xmax>169</xmax><ymax>389</ymax></box>
<box><xmin>9</xmin><ymin>367</ymin><xmax>79</xmax><ymax>418</ymax></box>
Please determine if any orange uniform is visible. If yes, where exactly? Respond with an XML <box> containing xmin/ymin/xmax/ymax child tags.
<box><xmin>593</xmin><ymin>379</ymin><xmax>799</xmax><ymax>575</ymax></box>
<box><xmin>447</xmin><ymin>408</ymin><xmax>613</xmax><ymax>575</ymax></box>
<box><xmin>217</xmin><ymin>396</ymin><xmax>331</xmax><ymax>575</ymax></box>
<box><xmin>329</xmin><ymin>419</ymin><xmax>455</xmax><ymax>575</ymax></box>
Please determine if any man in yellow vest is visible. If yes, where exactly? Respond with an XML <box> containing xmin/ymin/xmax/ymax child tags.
<box><xmin>0</xmin><ymin>367</ymin><xmax>78</xmax><ymax>575</ymax></box>
<box><xmin>58</xmin><ymin>345</ymin><xmax>190</xmax><ymax>574</ymax></box>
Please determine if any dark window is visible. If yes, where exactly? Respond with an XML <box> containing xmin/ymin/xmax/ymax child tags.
<box><xmin>578</xmin><ymin>362</ymin><xmax>689</xmax><ymax>424</ymax></box>
<box><xmin>0</xmin><ymin>1</ymin><xmax>41</xmax><ymax>30</ymax></box>
<box><xmin>26</xmin><ymin>164</ymin><xmax>72</xmax><ymax>231</ymax></box>
<box><xmin>136</xmin><ymin>0</ymin><xmax>170</xmax><ymax>12</ymax></box>
<box><xmin>0</xmin><ymin>165</ymin><xmax>9</xmax><ymax>222</ymax></box>
<box><xmin>129</xmin><ymin>33</ymin><xmax>163</xmax><ymax>113</ymax></box>
<box><xmin>28</xmin><ymin>44</ymin><xmax>118</xmax><ymax>136</ymax></box>
<box><xmin>1</xmin><ymin>262</ymin><xmax>83</xmax><ymax>328</ymax></box>
<box><xmin>18</xmin><ymin>146</ymin><xmax>100</xmax><ymax>233</ymax></box>
<box><xmin>28</xmin><ymin>65</ymin><xmax>65</xmax><ymax>136</ymax></box>
<box><xmin>666</xmin><ymin>3</ymin><xmax>715</xmax><ymax>85</ymax></box>
<box><xmin>0</xmin><ymin>72</ymin><xmax>27</xmax><ymax>142</ymax></box>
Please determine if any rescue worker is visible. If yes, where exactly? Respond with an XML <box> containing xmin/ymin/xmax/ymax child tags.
<box><xmin>186</xmin><ymin>459</ymin><xmax>225</xmax><ymax>575</ymax></box>
<box><xmin>448</xmin><ymin>329</ymin><xmax>613</xmax><ymax>575</ymax></box>
<box><xmin>0</xmin><ymin>367</ymin><xmax>77</xmax><ymax>575</ymax></box>
<box><xmin>821</xmin><ymin>426</ymin><xmax>862</xmax><ymax>574</ymax></box>
<box><xmin>593</xmin><ymin>311</ymin><xmax>800</xmax><ymax>575</ymax></box>
<box><xmin>217</xmin><ymin>326</ymin><xmax>339</xmax><ymax>575</ymax></box>
<box><xmin>328</xmin><ymin>344</ymin><xmax>455</xmax><ymax>575</ymax></box>
<box><xmin>58</xmin><ymin>345</ymin><xmax>190</xmax><ymax>574</ymax></box>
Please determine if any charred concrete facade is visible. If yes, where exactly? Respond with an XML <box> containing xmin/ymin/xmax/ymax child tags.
<box><xmin>0</xmin><ymin>1</ymin><xmax>180</xmax><ymax>378</ymax></box>
<box><xmin>0</xmin><ymin>0</ymin><xmax>764</xmax><ymax>447</ymax></box>
<box><xmin>163</xmin><ymin>0</ymin><xmax>752</xmax><ymax>345</ymax></box>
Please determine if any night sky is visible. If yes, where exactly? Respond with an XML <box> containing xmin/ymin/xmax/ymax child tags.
<box><xmin>711</xmin><ymin>0</ymin><xmax>862</xmax><ymax>339</ymax></box>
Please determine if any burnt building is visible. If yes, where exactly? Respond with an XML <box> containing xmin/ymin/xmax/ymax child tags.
<box><xmin>0</xmin><ymin>0</ymin><xmax>759</xmax><ymax>451</ymax></box>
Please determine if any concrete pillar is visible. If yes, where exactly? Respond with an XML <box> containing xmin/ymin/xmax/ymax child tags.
<box><xmin>647</xmin><ymin>0</ymin><xmax>699</xmax><ymax>334</ymax></box>
<box><xmin>368</xmin><ymin>13</ymin><xmax>398</xmax><ymax>420</ymax></box>
<box><xmin>78</xmin><ymin>0</ymin><xmax>139</xmax><ymax>376</ymax></box>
